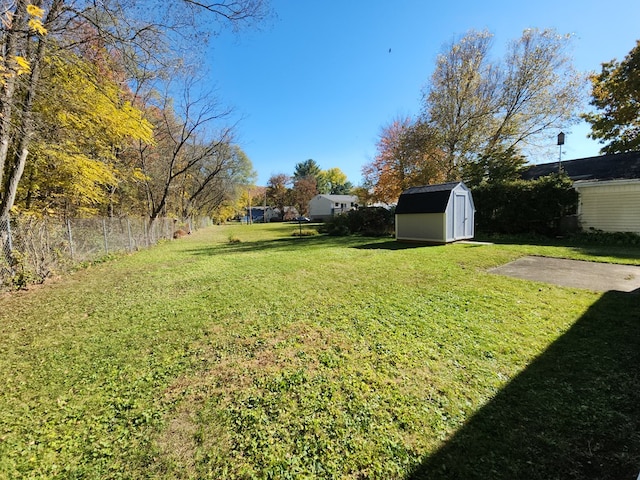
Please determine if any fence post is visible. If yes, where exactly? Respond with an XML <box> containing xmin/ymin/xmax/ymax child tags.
<box><xmin>66</xmin><ymin>219</ymin><xmax>74</xmax><ymax>261</ymax></box>
<box><xmin>103</xmin><ymin>218</ymin><xmax>109</xmax><ymax>254</ymax></box>
<box><xmin>127</xmin><ymin>219</ymin><xmax>133</xmax><ymax>252</ymax></box>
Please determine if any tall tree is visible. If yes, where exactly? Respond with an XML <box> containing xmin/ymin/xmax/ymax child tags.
<box><xmin>20</xmin><ymin>50</ymin><xmax>152</xmax><ymax>216</ymax></box>
<box><xmin>136</xmin><ymin>77</ymin><xmax>236</xmax><ymax>223</ymax></box>
<box><xmin>421</xmin><ymin>28</ymin><xmax>584</xmax><ymax>179</ymax></box>
<box><xmin>582</xmin><ymin>40</ymin><xmax>640</xmax><ymax>154</ymax></box>
<box><xmin>0</xmin><ymin>0</ymin><xmax>269</xmax><ymax>218</ymax></box>
<box><xmin>293</xmin><ymin>158</ymin><xmax>322</xmax><ymax>180</ymax></box>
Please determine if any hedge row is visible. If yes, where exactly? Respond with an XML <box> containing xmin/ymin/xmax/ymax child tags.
<box><xmin>471</xmin><ymin>174</ymin><xmax>579</xmax><ymax>235</ymax></box>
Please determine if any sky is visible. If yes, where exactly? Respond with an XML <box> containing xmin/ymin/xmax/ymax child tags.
<box><xmin>204</xmin><ymin>0</ymin><xmax>640</xmax><ymax>187</ymax></box>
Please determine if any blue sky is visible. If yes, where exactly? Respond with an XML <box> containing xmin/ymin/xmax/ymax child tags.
<box><xmin>206</xmin><ymin>0</ymin><xmax>640</xmax><ymax>186</ymax></box>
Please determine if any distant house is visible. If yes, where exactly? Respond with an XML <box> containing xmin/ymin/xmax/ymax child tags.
<box><xmin>245</xmin><ymin>206</ymin><xmax>277</xmax><ymax>223</ymax></box>
<box><xmin>395</xmin><ymin>182</ymin><xmax>475</xmax><ymax>243</ymax></box>
<box><xmin>521</xmin><ymin>152</ymin><xmax>640</xmax><ymax>234</ymax></box>
<box><xmin>308</xmin><ymin>194</ymin><xmax>358</xmax><ymax>221</ymax></box>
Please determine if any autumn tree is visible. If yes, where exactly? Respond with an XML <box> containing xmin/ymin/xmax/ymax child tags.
<box><xmin>135</xmin><ymin>76</ymin><xmax>242</xmax><ymax>224</ymax></box>
<box><xmin>19</xmin><ymin>50</ymin><xmax>152</xmax><ymax>216</ymax></box>
<box><xmin>362</xmin><ymin>116</ymin><xmax>447</xmax><ymax>203</ymax></box>
<box><xmin>267</xmin><ymin>173</ymin><xmax>291</xmax><ymax>218</ymax></box>
<box><xmin>292</xmin><ymin>176</ymin><xmax>317</xmax><ymax>216</ymax></box>
<box><xmin>421</xmin><ymin>28</ymin><xmax>584</xmax><ymax>180</ymax></box>
<box><xmin>0</xmin><ymin>0</ymin><xmax>269</xmax><ymax>219</ymax></box>
<box><xmin>582</xmin><ymin>40</ymin><xmax>640</xmax><ymax>153</ymax></box>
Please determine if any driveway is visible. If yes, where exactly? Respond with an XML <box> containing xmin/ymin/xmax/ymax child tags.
<box><xmin>489</xmin><ymin>256</ymin><xmax>640</xmax><ymax>293</ymax></box>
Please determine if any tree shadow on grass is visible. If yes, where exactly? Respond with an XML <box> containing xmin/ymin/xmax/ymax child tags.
<box><xmin>354</xmin><ymin>240</ymin><xmax>439</xmax><ymax>250</ymax></box>
<box><xmin>184</xmin><ymin>234</ymin><xmax>373</xmax><ymax>257</ymax></box>
<box><xmin>408</xmin><ymin>290</ymin><xmax>640</xmax><ymax>480</ymax></box>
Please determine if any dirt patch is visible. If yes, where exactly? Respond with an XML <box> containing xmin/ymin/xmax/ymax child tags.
<box><xmin>489</xmin><ymin>256</ymin><xmax>640</xmax><ymax>293</ymax></box>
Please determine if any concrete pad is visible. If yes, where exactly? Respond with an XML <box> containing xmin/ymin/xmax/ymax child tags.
<box><xmin>489</xmin><ymin>256</ymin><xmax>640</xmax><ymax>293</ymax></box>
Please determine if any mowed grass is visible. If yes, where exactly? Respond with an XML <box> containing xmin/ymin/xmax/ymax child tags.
<box><xmin>0</xmin><ymin>223</ymin><xmax>638</xmax><ymax>479</ymax></box>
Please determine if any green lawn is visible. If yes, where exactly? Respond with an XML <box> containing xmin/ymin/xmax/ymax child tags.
<box><xmin>1</xmin><ymin>223</ymin><xmax>638</xmax><ymax>479</ymax></box>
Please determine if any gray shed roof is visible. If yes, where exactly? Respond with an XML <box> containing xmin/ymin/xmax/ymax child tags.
<box><xmin>396</xmin><ymin>182</ymin><xmax>465</xmax><ymax>214</ymax></box>
<box><xmin>521</xmin><ymin>151</ymin><xmax>640</xmax><ymax>181</ymax></box>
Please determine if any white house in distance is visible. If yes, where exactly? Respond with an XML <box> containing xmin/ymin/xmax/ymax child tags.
<box><xmin>395</xmin><ymin>182</ymin><xmax>475</xmax><ymax>243</ymax></box>
<box><xmin>308</xmin><ymin>194</ymin><xmax>359</xmax><ymax>221</ymax></box>
<box><xmin>521</xmin><ymin>152</ymin><xmax>640</xmax><ymax>234</ymax></box>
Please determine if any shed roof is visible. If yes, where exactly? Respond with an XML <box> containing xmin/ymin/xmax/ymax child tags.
<box><xmin>521</xmin><ymin>151</ymin><xmax>640</xmax><ymax>181</ymax></box>
<box><xmin>396</xmin><ymin>182</ymin><xmax>464</xmax><ymax>214</ymax></box>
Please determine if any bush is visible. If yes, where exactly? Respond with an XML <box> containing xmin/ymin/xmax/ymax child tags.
<box><xmin>473</xmin><ymin>173</ymin><xmax>578</xmax><ymax>236</ymax></box>
<box><xmin>321</xmin><ymin>207</ymin><xmax>395</xmax><ymax>237</ymax></box>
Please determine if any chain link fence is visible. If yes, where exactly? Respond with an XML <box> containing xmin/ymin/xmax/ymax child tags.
<box><xmin>0</xmin><ymin>216</ymin><xmax>210</xmax><ymax>289</ymax></box>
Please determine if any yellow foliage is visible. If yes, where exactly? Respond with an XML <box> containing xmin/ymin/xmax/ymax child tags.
<box><xmin>26</xmin><ymin>4</ymin><xmax>45</xmax><ymax>18</ymax></box>
<box><xmin>13</xmin><ymin>56</ymin><xmax>31</xmax><ymax>75</ymax></box>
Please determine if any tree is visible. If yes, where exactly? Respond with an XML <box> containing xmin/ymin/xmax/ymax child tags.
<box><xmin>421</xmin><ymin>28</ymin><xmax>583</xmax><ymax>179</ymax></box>
<box><xmin>582</xmin><ymin>40</ymin><xmax>640</xmax><ymax>154</ymax></box>
<box><xmin>291</xmin><ymin>176</ymin><xmax>317</xmax><ymax>216</ymax></box>
<box><xmin>362</xmin><ymin>116</ymin><xmax>447</xmax><ymax>203</ymax></box>
<box><xmin>177</xmin><ymin>144</ymin><xmax>255</xmax><ymax>219</ymax></box>
<box><xmin>320</xmin><ymin>167</ymin><xmax>352</xmax><ymax>194</ymax></box>
<box><xmin>0</xmin><ymin>0</ymin><xmax>269</xmax><ymax>219</ymax></box>
<box><xmin>136</xmin><ymin>77</ymin><xmax>237</xmax><ymax>224</ymax></box>
<box><xmin>19</xmin><ymin>51</ymin><xmax>152</xmax><ymax>216</ymax></box>
<box><xmin>266</xmin><ymin>173</ymin><xmax>291</xmax><ymax>218</ymax></box>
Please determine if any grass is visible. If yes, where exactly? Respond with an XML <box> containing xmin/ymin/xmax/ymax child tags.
<box><xmin>0</xmin><ymin>223</ymin><xmax>638</xmax><ymax>479</ymax></box>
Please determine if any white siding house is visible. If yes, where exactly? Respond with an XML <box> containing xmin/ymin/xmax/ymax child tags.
<box><xmin>522</xmin><ymin>152</ymin><xmax>640</xmax><ymax>234</ymax></box>
<box><xmin>308</xmin><ymin>194</ymin><xmax>358</xmax><ymax>221</ymax></box>
<box><xmin>574</xmin><ymin>180</ymin><xmax>640</xmax><ymax>233</ymax></box>
<box><xmin>395</xmin><ymin>182</ymin><xmax>475</xmax><ymax>243</ymax></box>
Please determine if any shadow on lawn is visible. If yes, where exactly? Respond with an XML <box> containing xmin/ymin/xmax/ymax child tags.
<box><xmin>185</xmin><ymin>234</ymin><xmax>371</xmax><ymax>256</ymax></box>
<box><xmin>408</xmin><ymin>290</ymin><xmax>640</xmax><ymax>480</ymax></box>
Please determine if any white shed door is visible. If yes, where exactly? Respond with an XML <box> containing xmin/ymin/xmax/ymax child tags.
<box><xmin>454</xmin><ymin>193</ymin><xmax>467</xmax><ymax>239</ymax></box>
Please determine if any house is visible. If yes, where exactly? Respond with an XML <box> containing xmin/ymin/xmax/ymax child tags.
<box><xmin>244</xmin><ymin>206</ymin><xmax>277</xmax><ymax>223</ymax></box>
<box><xmin>521</xmin><ymin>152</ymin><xmax>640</xmax><ymax>234</ymax></box>
<box><xmin>395</xmin><ymin>182</ymin><xmax>475</xmax><ymax>243</ymax></box>
<box><xmin>308</xmin><ymin>194</ymin><xmax>358</xmax><ymax>221</ymax></box>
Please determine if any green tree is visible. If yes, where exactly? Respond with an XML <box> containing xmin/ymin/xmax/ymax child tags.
<box><xmin>320</xmin><ymin>167</ymin><xmax>352</xmax><ymax>194</ymax></box>
<box><xmin>582</xmin><ymin>40</ymin><xmax>640</xmax><ymax>153</ymax></box>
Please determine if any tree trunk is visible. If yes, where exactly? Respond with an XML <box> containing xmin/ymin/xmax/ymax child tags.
<box><xmin>0</xmin><ymin>0</ymin><xmax>29</xmax><ymax>184</ymax></box>
<box><xmin>0</xmin><ymin>22</ymin><xmax>49</xmax><ymax>218</ymax></box>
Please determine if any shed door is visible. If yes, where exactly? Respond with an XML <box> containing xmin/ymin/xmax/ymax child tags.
<box><xmin>454</xmin><ymin>193</ymin><xmax>467</xmax><ymax>239</ymax></box>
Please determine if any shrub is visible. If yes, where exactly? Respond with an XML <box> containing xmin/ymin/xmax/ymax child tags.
<box><xmin>321</xmin><ymin>207</ymin><xmax>395</xmax><ymax>237</ymax></box>
<box><xmin>473</xmin><ymin>173</ymin><xmax>578</xmax><ymax>236</ymax></box>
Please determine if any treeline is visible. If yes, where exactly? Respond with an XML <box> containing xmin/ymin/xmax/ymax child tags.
<box><xmin>0</xmin><ymin>0</ymin><xmax>269</xmax><ymax>223</ymax></box>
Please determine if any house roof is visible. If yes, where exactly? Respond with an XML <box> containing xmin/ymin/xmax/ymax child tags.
<box><xmin>396</xmin><ymin>182</ymin><xmax>465</xmax><ymax>214</ymax></box>
<box><xmin>521</xmin><ymin>151</ymin><xmax>640</xmax><ymax>181</ymax></box>
<box><xmin>315</xmin><ymin>194</ymin><xmax>358</xmax><ymax>202</ymax></box>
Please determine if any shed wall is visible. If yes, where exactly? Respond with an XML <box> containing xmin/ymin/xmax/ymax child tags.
<box><xmin>395</xmin><ymin>213</ymin><xmax>446</xmax><ymax>242</ymax></box>
<box><xmin>576</xmin><ymin>182</ymin><xmax>640</xmax><ymax>233</ymax></box>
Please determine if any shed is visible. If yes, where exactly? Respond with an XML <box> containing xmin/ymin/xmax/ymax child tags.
<box><xmin>395</xmin><ymin>182</ymin><xmax>475</xmax><ymax>243</ymax></box>
<box><xmin>521</xmin><ymin>151</ymin><xmax>640</xmax><ymax>234</ymax></box>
